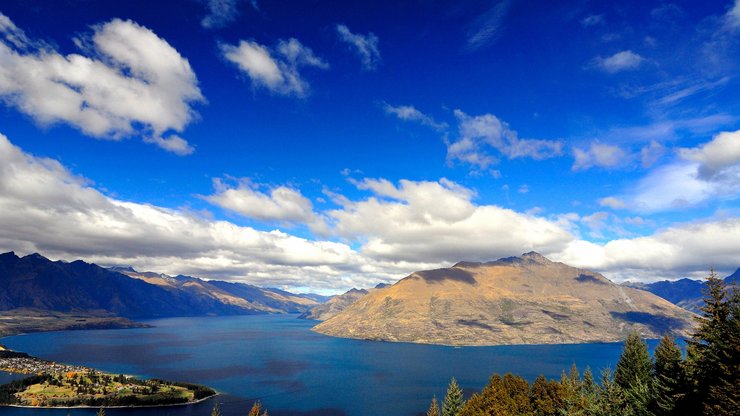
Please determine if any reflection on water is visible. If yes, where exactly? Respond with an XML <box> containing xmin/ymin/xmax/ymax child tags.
<box><xmin>1</xmin><ymin>315</ymin><xmax>655</xmax><ymax>416</ymax></box>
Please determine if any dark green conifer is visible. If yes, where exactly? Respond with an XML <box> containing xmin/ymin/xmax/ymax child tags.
<box><xmin>651</xmin><ymin>335</ymin><xmax>685</xmax><ymax>415</ymax></box>
<box><xmin>685</xmin><ymin>270</ymin><xmax>739</xmax><ymax>415</ymax></box>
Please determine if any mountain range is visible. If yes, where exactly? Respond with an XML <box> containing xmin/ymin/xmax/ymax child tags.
<box><xmin>622</xmin><ymin>268</ymin><xmax>739</xmax><ymax>313</ymax></box>
<box><xmin>0</xmin><ymin>251</ymin><xmax>321</xmax><ymax>319</ymax></box>
<box><xmin>312</xmin><ymin>252</ymin><xmax>697</xmax><ymax>346</ymax></box>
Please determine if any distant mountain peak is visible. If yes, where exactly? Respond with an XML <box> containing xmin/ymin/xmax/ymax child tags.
<box><xmin>109</xmin><ymin>266</ymin><xmax>137</xmax><ymax>273</ymax></box>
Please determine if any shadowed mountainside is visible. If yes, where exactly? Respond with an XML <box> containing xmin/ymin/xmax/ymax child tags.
<box><xmin>0</xmin><ymin>251</ymin><xmax>320</xmax><ymax>320</ymax></box>
<box><xmin>313</xmin><ymin>252</ymin><xmax>697</xmax><ymax>346</ymax></box>
<box><xmin>623</xmin><ymin>268</ymin><xmax>739</xmax><ymax>313</ymax></box>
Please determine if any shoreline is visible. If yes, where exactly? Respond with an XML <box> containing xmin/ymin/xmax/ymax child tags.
<box><xmin>0</xmin><ymin>392</ymin><xmax>219</xmax><ymax>409</ymax></box>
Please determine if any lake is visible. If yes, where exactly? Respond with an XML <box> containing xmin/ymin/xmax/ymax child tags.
<box><xmin>0</xmin><ymin>314</ymin><xmax>659</xmax><ymax>416</ymax></box>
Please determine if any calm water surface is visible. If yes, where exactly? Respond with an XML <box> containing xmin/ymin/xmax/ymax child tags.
<box><xmin>0</xmin><ymin>315</ymin><xmax>658</xmax><ymax>416</ymax></box>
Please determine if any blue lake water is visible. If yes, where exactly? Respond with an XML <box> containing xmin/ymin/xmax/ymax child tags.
<box><xmin>0</xmin><ymin>314</ymin><xmax>659</xmax><ymax>416</ymax></box>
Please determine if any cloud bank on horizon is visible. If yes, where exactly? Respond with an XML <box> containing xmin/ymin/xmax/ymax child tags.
<box><xmin>0</xmin><ymin>1</ymin><xmax>739</xmax><ymax>292</ymax></box>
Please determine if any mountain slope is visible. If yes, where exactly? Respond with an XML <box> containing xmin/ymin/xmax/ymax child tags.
<box><xmin>312</xmin><ymin>252</ymin><xmax>696</xmax><ymax>346</ymax></box>
<box><xmin>299</xmin><ymin>283</ymin><xmax>388</xmax><ymax>321</ymax></box>
<box><xmin>0</xmin><ymin>252</ymin><xmax>318</xmax><ymax>319</ymax></box>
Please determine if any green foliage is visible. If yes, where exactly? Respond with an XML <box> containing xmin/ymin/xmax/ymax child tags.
<box><xmin>211</xmin><ymin>402</ymin><xmax>222</xmax><ymax>416</ymax></box>
<box><xmin>685</xmin><ymin>270</ymin><xmax>739</xmax><ymax>415</ymax></box>
<box><xmin>442</xmin><ymin>377</ymin><xmax>465</xmax><ymax>416</ymax></box>
<box><xmin>614</xmin><ymin>332</ymin><xmax>653</xmax><ymax>414</ymax></box>
<box><xmin>427</xmin><ymin>396</ymin><xmax>441</xmax><ymax>416</ymax></box>
<box><xmin>651</xmin><ymin>335</ymin><xmax>685</xmax><ymax>415</ymax></box>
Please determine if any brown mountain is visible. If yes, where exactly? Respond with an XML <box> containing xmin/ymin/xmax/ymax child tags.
<box><xmin>312</xmin><ymin>252</ymin><xmax>696</xmax><ymax>346</ymax></box>
<box><xmin>299</xmin><ymin>283</ymin><xmax>388</xmax><ymax>321</ymax></box>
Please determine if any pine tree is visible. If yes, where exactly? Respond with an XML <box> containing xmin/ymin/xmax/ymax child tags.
<box><xmin>442</xmin><ymin>377</ymin><xmax>464</xmax><ymax>416</ymax></box>
<box><xmin>615</xmin><ymin>332</ymin><xmax>653</xmax><ymax>389</ymax></box>
<box><xmin>211</xmin><ymin>402</ymin><xmax>222</xmax><ymax>416</ymax></box>
<box><xmin>651</xmin><ymin>335</ymin><xmax>685</xmax><ymax>416</ymax></box>
<box><xmin>685</xmin><ymin>270</ymin><xmax>739</xmax><ymax>415</ymax></box>
<box><xmin>595</xmin><ymin>368</ymin><xmax>625</xmax><ymax>416</ymax></box>
<box><xmin>427</xmin><ymin>396</ymin><xmax>441</xmax><ymax>416</ymax></box>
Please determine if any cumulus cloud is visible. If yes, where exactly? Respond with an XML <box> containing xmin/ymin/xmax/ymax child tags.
<box><xmin>2</xmin><ymin>132</ymin><xmax>738</xmax><ymax>287</ymax></box>
<box><xmin>383</xmin><ymin>103</ymin><xmax>447</xmax><ymax>131</ymax></box>
<box><xmin>554</xmin><ymin>217</ymin><xmax>740</xmax><ymax>281</ymax></box>
<box><xmin>221</xmin><ymin>38</ymin><xmax>328</xmax><ymax>96</ymax></box>
<box><xmin>0</xmin><ymin>14</ymin><xmax>203</xmax><ymax>154</ymax></box>
<box><xmin>447</xmin><ymin>110</ymin><xmax>563</xmax><ymax>170</ymax></box>
<box><xmin>326</xmin><ymin>178</ymin><xmax>574</xmax><ymax>263</ymax></box>
<box><xmin>336</xmin><ymin>24</ymin><xmax>381</xmax><ymax>70</ymax></box>
<box><xmin>205</xmin><ymin>178</ymin><xmax>319</xmax><ymax>225</ymax></box>
<box><xmin>0</xmin><ymin>133</ymin><xmax>402</xmax><ymax>291</ymax></box>
<box><xmin>679</xmin><ymin>129</ymin><xmax>740</xmax><ymax>178</ymax></box>
<box><xmin>595</xmin><ymin>50</ymin><xmax>644</xmax><ymax>73</ymax></box>
<box><xmin>572</xmin><ymin>142</ymin><xmax>628</xmax><ymax>171</ymax></box>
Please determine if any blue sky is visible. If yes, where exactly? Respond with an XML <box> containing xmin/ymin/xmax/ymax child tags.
<box><xmin>0</xmin><ymin>0</ymin><xmax>739</xmax><ymax>293</ymax></box>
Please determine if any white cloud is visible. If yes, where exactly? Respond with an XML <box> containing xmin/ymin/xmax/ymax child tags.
<box><xmin>326</xmin><ymin>178</ymin><xmax>574</xmax><ymax>263</ymax></box>
<box><xmin>572</xmin><ymin>142</ymin><xmax>628</xmax><ymax>171</ymax></box>
<box><xmin>640</xmin><ymin>140</ymin><xmax>665</xmax><ymax>168</ymax></box>
<box><xmin>1</xmin><ymin>132</ymin><xmax>737</xmax><ymax>287</ymax></box>
<box><xmin>725</xmin><ymin>0</ymin><xmax>740</xmax><ymax>31</ymax></box>
<box><xmin>205</xmin><ymin>178</ymin><xmax>319</xmax><ymax>225</ymax></box>
<box><xmin>599</xmin><ymin>197</ymin><xmax>627</xmax><ymax>210</ymax></box>
<box><xmin>383</xmin><ymin>103</ymin><xmax>447</xmax><ymax>130</ymax></box>
<box><xmin>554</xmin><ymin>217</ymin><xmax>740</xmax><ymax>281</ymax></box>
<box><xmin>595</xmin><ymin>50</ymin><xmax>644</xmax><ymax>73</ymax></box>
<box><xmin>447</xmin><ymin>110</ymin><xmax>563</xmax><ymax>170</ymax></box>
<box><xmin>221</xmin><ymin>38</ymin><xmax>328</xmax><ymax>96</ymax></box>
<box><xmin>0</xmin><ymin>14</ymin><xmax>203</xmax><ymax>154</ymax></box>
<box><xmin>0</xmin><ymin>133</ymin><xmax>401</xmax><ymax>291</ymax></box>
<box><xmin>336</xmin><ymin>24</ymin><xmax>381</xmax><ymax>71</ymax></box>
<box><xmin>679</xmin><ymin>129</ymin><xmax>740</xmax><ymax>178</ymax></box>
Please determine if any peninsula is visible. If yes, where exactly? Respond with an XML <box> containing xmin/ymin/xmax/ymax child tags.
<box><xmin>0</xmin><ymin>346</ymin><xmax>216</xmax><ymax>408</ymax></box>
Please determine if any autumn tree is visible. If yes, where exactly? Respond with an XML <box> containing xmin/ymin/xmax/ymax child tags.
<box><xmin>427</xmin><ymin>396</ymin><xmax>441</xmax><ymax>416</ymax></box>
<box><xmin>249</xmin><ymin>401</ymin><xmax>269</xmax><ymax>416</ymax></box>
<box><xmin>530</xmin><ymin>375</ymin><xmax>564</xmax><ymax>416</ymax></box>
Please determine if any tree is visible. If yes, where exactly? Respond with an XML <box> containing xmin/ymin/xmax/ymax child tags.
<box><xmin>460</xmin><ymin>373</ymin><xmax>532</xmax><ymax>416</ymax></box>
<box><xmin>249</xmin><ymin>401</ymin><xmax>269</xmax><ymax>416</ymax></box>
<box><xmin>427</xmin><ymin>396</ymin><xmax>441</xmax><ymax>416</ymax></box>
<box><xmin>96</xmin><ymin>408</ymin><xmax>105</xmax><ymax>416</ymax></box>
<box><xmin>614</xmin><ymin>332</ymin><xmax>653</xmax><ymax>414</ymax></box>
<box><xmin>685</xmin><ymin>270</ymin><xmax>739</xmax><ymax>415</ymax></box>
<box><xmin>211</xmin><ymin>403</ymin><xmax>222</xmax><ymax>416</ymax></box>
<box><xmin>442</xmin><ymin>377</ymin><xmax>465</xmax><ymax>416</ymax></box>
<box><xmin>651</xmin><ymin>335</ymin><xmax>685</xmax><ymax>416</ymax></box>
<box><xmin>595</xmin><ymin>368</ymin><xmax>625</xmax><ymax>416</ymax></box>
<box><xmin>530</xmin><ymin>375</ymin><xmax>564</xmax><ymax>416</ymax></box>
